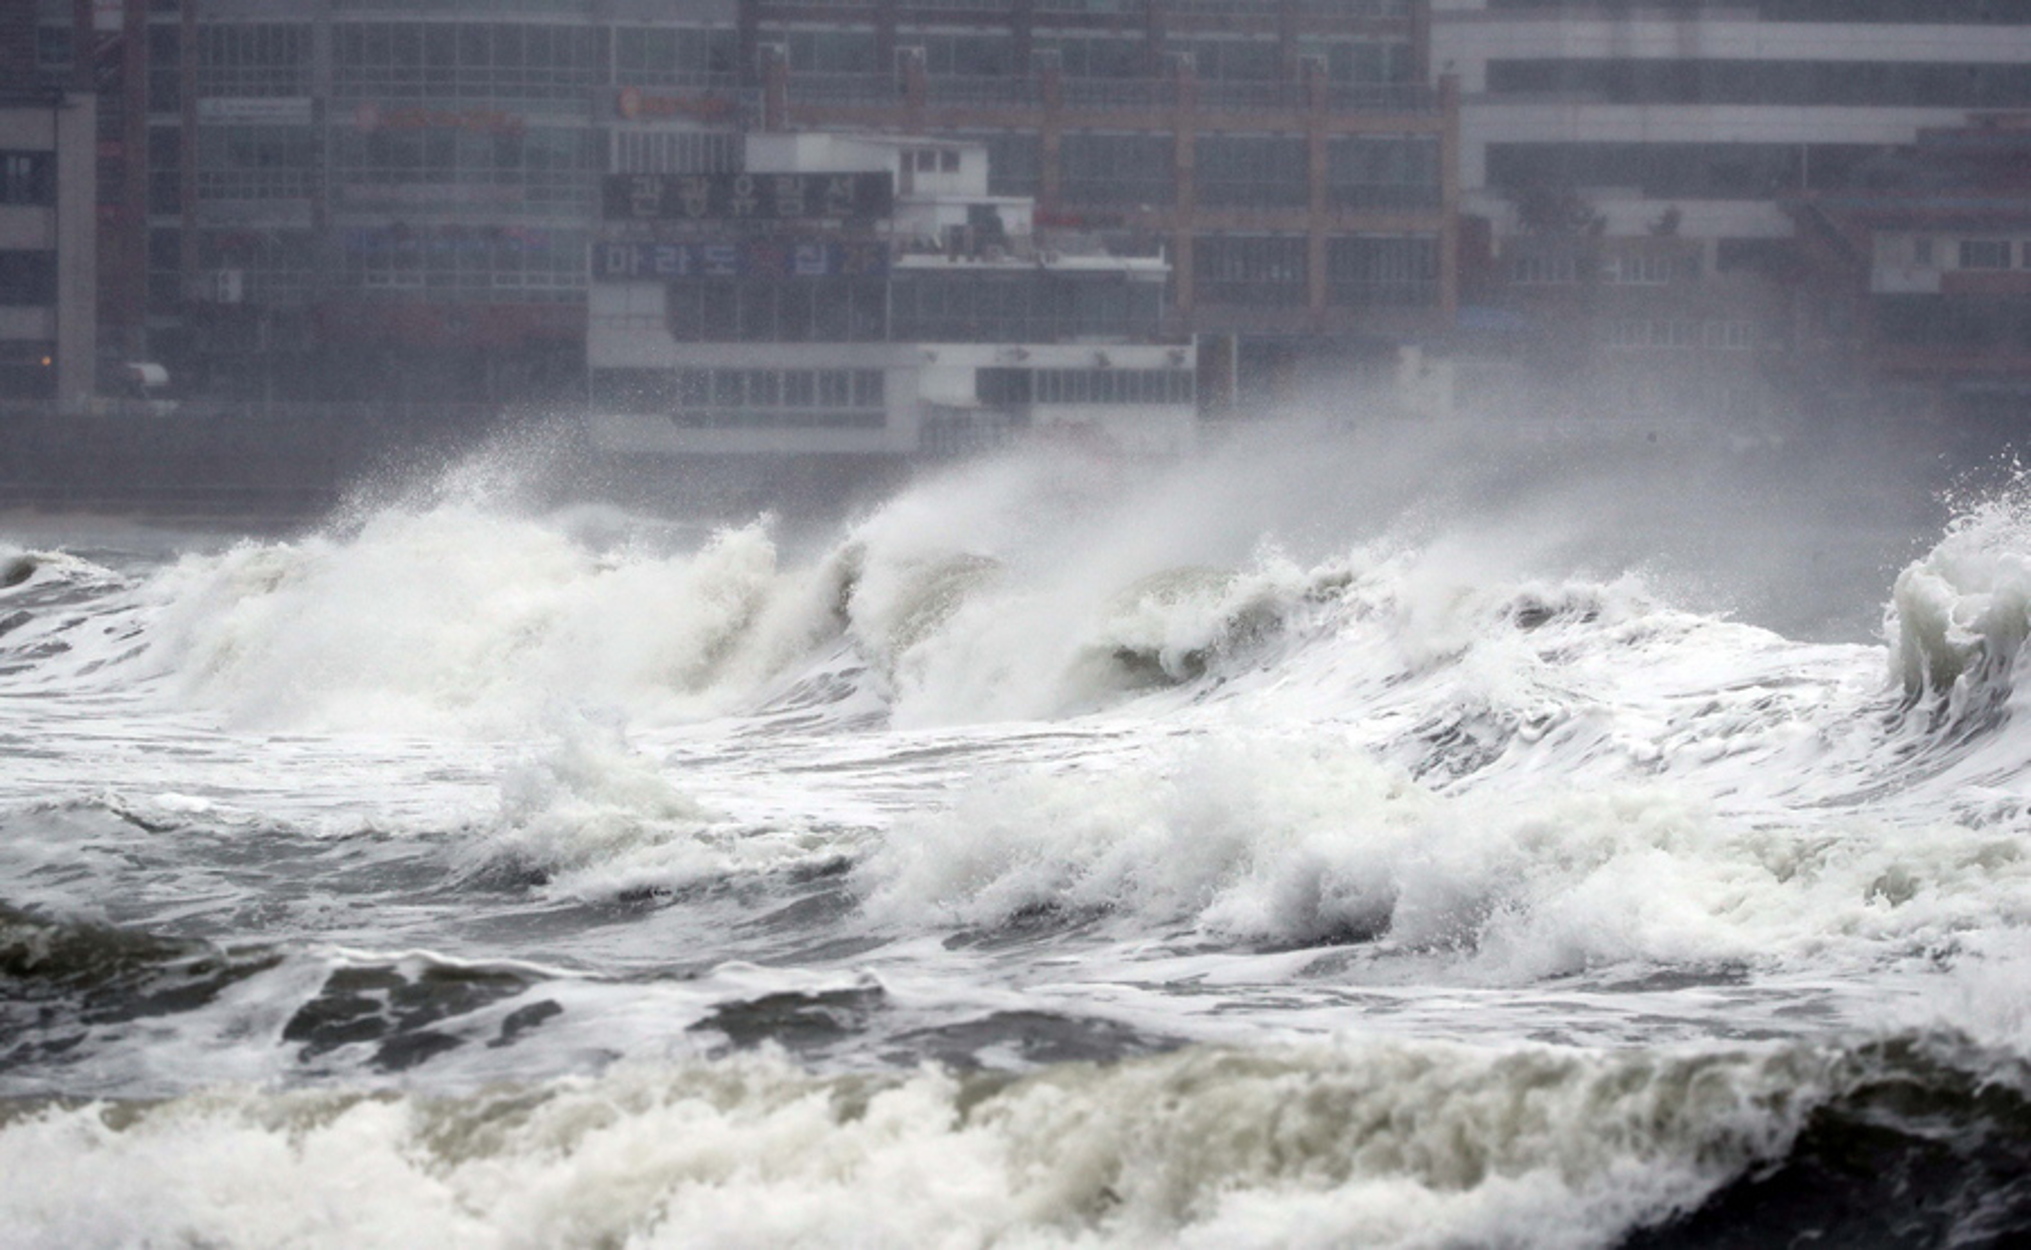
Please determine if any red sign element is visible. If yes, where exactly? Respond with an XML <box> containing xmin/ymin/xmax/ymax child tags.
<box><xmin>615</xmin><ymin>86</ymin><xmax>736</xmax><ymax>123</ymax></box>
<box><xmin>353</xmin><ymin>102</ymin><xmax>526</xmax><ymax>135</ymax></box>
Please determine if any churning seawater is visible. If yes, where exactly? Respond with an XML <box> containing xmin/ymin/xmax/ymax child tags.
<box><xmin>2</xmin><ymin>430</ymin><xmax>2028</xmax><ymax>1248</ymax></box>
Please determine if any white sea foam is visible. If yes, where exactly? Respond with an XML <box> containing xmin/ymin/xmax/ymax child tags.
<box><xmin>131</xmin><ymin>506</ymin><xmax>841</xmax><ymax>734</ymax></box>
<box><xmin>467</xmin><ymin>726</ymin><xmax>867</xmax><ymax>900</ymax></box>
<box><xmin>1888</xmin><ymin>489</ymin><xmax>2031</xmax><ymax>712</ymax></box>
<box><xmin>857</xmin><ymin>730</ymin><xmax>2031</xmax><ymax>979</ymax></box>
<box><xmin>0</xmin><ymin>1038</ymin><xmax>1831</xmax><ymax>1250</ymax></box>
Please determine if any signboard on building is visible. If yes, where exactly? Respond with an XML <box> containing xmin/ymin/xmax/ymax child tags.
<box><xmin>592</xmin><ymin>239</ymin><xmax>888</xmax><ymax>281</ymax></box>
<box><xmin>601</xmin><ymin>173</ymin><xmax>893</xmax><ymax>222</ymax></box>
<box><xmin>615</xmin><ymin>87</ymin><xmax>738</xmax><ymax>124</ymax></box>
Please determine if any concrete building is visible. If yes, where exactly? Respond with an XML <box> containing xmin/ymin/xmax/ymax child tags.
<box><xmin>589</xmin><ymin>132</ymin><xmax>1196</xmax><ymax>459</ymax></box>
<box><xmin>1788</xmin><ymin>115</ymin><xmax>2031</xmax><ymax>433</ymax></box>
<box><xmin>1431</xmin><ymin>0</ymin><xmax>2031</xmax><ymax>425</ymax></box>
<box><xmin>20</xmin><ymin>0</ymin><xmax>1451</xmax><ymax>425</ymax></box>
<box><xmin>0</xmin><ymin>84</ymin><xmax>97</xmax><ymax>414</ymax></box>
<box><xmin>745</xmin><ymin>0</ymin><xmax>1458</xmax><ymax>410</ymax></box>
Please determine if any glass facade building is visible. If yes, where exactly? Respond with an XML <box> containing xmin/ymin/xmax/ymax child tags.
<box><xmin>32</xmin><ymin>0</ymin><xmax>1451</xmax><ymax>411</ymax></box>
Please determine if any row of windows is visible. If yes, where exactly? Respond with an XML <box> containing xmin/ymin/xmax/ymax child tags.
<box><xmin>890</xmin><ymin>274</ymin><xmax>1166</xmax><ymax>343</ymax></box>
<box><xmin>1951</xmin><ymin>239</ymin><xmax>2031</xmax><ymax>271</ymax></box>
<box><xmin>666</xmin><ymin>279</ymin><xmax>889</xmax><ymax>343</ymax></box>
<box><xmin>334</xmin><ymin>24</ymin><xmax>610</xmax><ymax>100</ymax></box>
<box><xmin>978</xmin><ymin>367</ymin><xmax>1194</xmax><ymax>406</ymax></box>
<box><xmin>149</xmin><ymin>227</ymin><xmax>586</xmax><ymax>304</ymax></box>
<box><xmin>1488</xmin><ymin>59</ymin><xmax>2031</xmax><ymax>110</ymax></box>
<box><xmin>1509</xmin><ymin>250</ymin><xmax>1702</xmax><ymax>285</ymax></box>
<box><xmin>612</xmin><ymin>131</ymin><xmax>741</xmax><ymax>176</ymax></box>
<box><xmin>612</xmin><ymin>27</ymin><xmax>737</xmax><ymax>85</ymax></box>
<box><xmin>1324</xmin><ymin>236</ymin><xmax>1439</xmax><ymax>306</ymax></box>
<box><xmin>0</xmin><ymin>153</ymin><xmax>55</xmax><ymax>207</ymax></box>
<box><xmin>195</xmin><ymin>127</ymin><xmax>321</xmax><ymax>201</ymax></box>
<box><xmin>670</xmin><ymin>410</ymin><xmax>885</xmax><ymax>430</ymax></box>
<box><xmin>1603</xmin><ymin>319</ymin><xmax>1756</xmax><ymax>351</ymax></box>
<box><xmin>591</xmin><ymin>367</ymin><xmax>884</xmax><ymax>413</ymax></box>
<box><xmin>1488</xmin><ymin>143</ymin><xmax>1880</xmax><ymax>202</ymax></box>
<box><xmin>1488</xmin><ymin>0</ymin><xmax>2026</xmax><ymax>22</ymax></box>
<box><xmin>330</xmin><ymin>127</ymin><xmax>602</xmax><ymax>207</ymax></box>
<box><xmin>198</xmin><ymin>25</ymin><xmax>314</xmax><ymax>99</ymax></box>
<box><xmin>343</xmin><ymin>226</ymin><xmax>585</xmax><ymax>297</ymax></box>
<box><xmin>775</xmin><ymin>26</ymin><xmax>1411</xmax><ymax>81</ymax></box>
<box><xmin>1059</xmin><ymin>134</ymin><xmax>1439</xmax><ymax>208</ymax></box>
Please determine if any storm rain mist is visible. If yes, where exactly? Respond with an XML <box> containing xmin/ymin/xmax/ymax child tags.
<box><xmin>4</xmin><ymin>2</ymin><xmax>2031</xmax><ymax>1248</ymax></box>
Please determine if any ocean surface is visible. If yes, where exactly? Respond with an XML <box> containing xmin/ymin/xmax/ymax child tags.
<box><xmin>2</xmin><ymin>427</ymin><xmax>2029</xmax><ymax>1248</ymax></box>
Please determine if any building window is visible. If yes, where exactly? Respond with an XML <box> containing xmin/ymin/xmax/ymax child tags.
<box><xmin>592</xmin><ymin>367</ymin><xmax>888</xmax><ymax>427</ymax></box>
<box><xmin>1298</xmin><ymin>37</ymin><xmax>1414</xmax><ymax>85</ymax></box>
<box><xmin>1509</xmin><ymin>249</ymin><xmax>1581</xmax><ymax>285</ymax></box>
<box><xmin>890</xmin><ymin>272</ymin><xmax>1164</xmax><ymax>342</ymax></box>
<box><xmin>1169</xmin><ymin>37</ymin><xmax>1278</xmax><ymax>82</ymax></box>
<box><xmin>1487</xmin><ymin>57</ymin><xmax>2031</xmax><ymax>110</ymax></box>
<box><xmin>781</xmin><ymin>29</ymin><xmax>879</xmax><ymax>75</ymax></box>
<box><xmin>1959</xmin><ymin>239</ymin><xmax>2013</xmax><ymax>270</ymax></box>
<box><xmin>1059</xmin><ymin>133</ymin><xmax>1174</xmax><ymax>208</ymax></box>
<box><xmin>198</xmin><ymin>24</ymin><xmax>312</xmax><ymax>98</ymax></box>
<box><xmin>0</xmin><ymin>251</ymin><xmax>59</xmax><ymax>306</ymax></box>
<box><xmin>1327</xmin><ymin>235</ymin><xmax>1437</xmax><ymax>307</ymax></box>
<box><xmin>1030</xmin><ymin>368</ymin><xmax>1193</xmax><ymax>404</ymax></box>
<box><xmin>1197</xmin><ymin>235</ymin><xmax>1306</xmax><ymax>307</ymax></box>
<box><xmin>912</xmin><ymin>32</ymin><xmax>1016</xmax><ymax>78</ymax></box>
<box><xmin>1196</xmin><ymin>135</ymin><xmax>1306</xmax><ymax>209</ymax></box>
<box><xmin>1032</xmin><ymin>34</ymin><xmax>1142</xmax><ymax>79</ymax></box>
<box><xmin>613</xmin><ymin>26</ymin><xmax>736</xmax><ymax>85</ymax></box>
<box><xmin>148</xmin><ymin>26</ymin><xmax>182</xmax><ymax>112</ymax></box>
<box><xmin>195</xmin><ymin>126</ymin><xmax>319</xmax><ymax>202</ymax></box>
<box><xmin>0</xmin><ymin>153</ymin><xmax>55</xmax><ymax>207</ymax></box>
<box><xmin>1913</xmin><ymin>236</ymin><xmax>1935</xmax><ymax>265</ymax></box>
<box><xmin>1488</xmin><ymin>143</ymin><xmax>1874</xmax><ymax>201</ymax></box>
<box><xmin>613</xmin><ymin>131</ymin><xmax>740</xmax><ymax>175</ymax></box>
<box><xmin>36</xmin><ymin>25</ymin><xmax>73</xmax><ymax>77</ymax></box>
<box><xmin>1326</xmin><ymin>136</ymin><xmax>1439</xmax><ymax>210</ymax></box>
<box><xmin>333</xmin><ymin>23</ymin><xmax>608</xmax><ymax>101</ymax></box>
<box><xmin>1604</xmin><ymin>319</ymin><xmax>1743</xmax><ymax>350</ymax></box>
<box><xmin>975</xmin><ymin>133</ymin><xmax>1038</xmax><ymax>197</ymax></box>
<box><xmin>340</xmin><ymin>226</ymin><xmax>584</xmax><ymax>302</ymax></box>
<box><xmin>667</xmin><ymin>279</ymin><xmax>888</xmax><ymax>342</ymax></box>
<box><xmin>332</xmin><ymin>125</ymin><xmax>603</xmax><ymax>213</ymax></box>
<box><xmin>1601</xmin><ymin>253</ymin><xmax>1676</xmax><ymax>285</ymax></box>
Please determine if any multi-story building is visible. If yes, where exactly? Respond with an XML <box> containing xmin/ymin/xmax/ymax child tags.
<box><xmin>1432</xmin><ymin>0</ymin><xmax>2031</xmax><ymax>424</ymax></box>
<box><xmin>0</xmin><ymin>73</ymin><xmax>96</xmax><ymax>413</ymax></box>
<box><xmin>1788</xmin><ymin>115</ymin><xmax>2031</xmax><ymax>432</ymax></box>
<box><xmin>590</xmin><ymin>132</ymin><xmax>1197</xmax><ymax>459</ymax></box>
<box><xmin>743</xmin><ymin>0</ymin><xmax>1457</xmax><ymax>410</ymax></box>
<box><xmin>21</xmin><ymin>0</ymin><xmax>1452</xmax><ymax>425</ymax></box>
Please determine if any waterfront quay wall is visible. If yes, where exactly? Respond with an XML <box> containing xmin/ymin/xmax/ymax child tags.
<box><xmin>0</xmin><ymin>404</ymin><xmax>508</xmax><ymax>517</ymax></box>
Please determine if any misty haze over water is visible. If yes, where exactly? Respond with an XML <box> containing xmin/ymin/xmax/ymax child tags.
<box><xmin>5</xmin><ymin>0</ymin><xmax>2031</xmax><ymax>1245</ymax></box>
